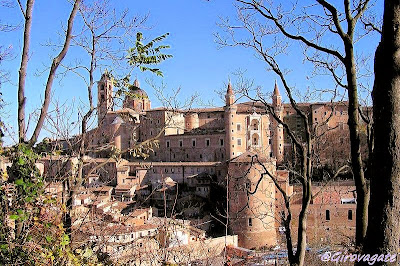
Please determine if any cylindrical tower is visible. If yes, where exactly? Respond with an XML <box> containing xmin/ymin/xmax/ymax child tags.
<box><xmin>184</xmin><ymin>112</ymin><xmax>199</xmax><ymax>131</ymax></box>
<box><xmin>225</xmin><ymin>82</ymin><xmax>237</xmax><ymax>160</ymax></box>
<box><xmin>272</xmin><ymin>81</ymin><xmax>284</xmax><ymax>164</ymax></box>
<box><xmin>228</xmin><ymin>154</ymin><xmax>277</xmax><ymax>249</ymax></box>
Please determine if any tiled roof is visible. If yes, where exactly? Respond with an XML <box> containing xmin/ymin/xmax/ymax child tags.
<box><xmin>229</xmin><ymin>151</ymin><xmax>271</xmax><ymax>163</ymax></box>
<box><xmin>126</xmin><ymin>161</ymin><xmax>222</xmax><ymax>167</ymax></box>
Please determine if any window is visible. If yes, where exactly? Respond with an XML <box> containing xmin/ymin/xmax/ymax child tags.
<box><xmin>166</xmin><ymin>140</ymin><xmax>170</xmax><ymax>148</ymax></box>
<box><xmin>236</xmin><ymin>123</ymin><xmax>241</xmax><ymax>131</ymax></box>
<box><xmin>220</xmin><ymin>139</ymin><xmax>224</xmax><ymax>146</ymax></box>
<box><xmin>248</xmin><ymin>218</ymin><xmax>253</xmax><ymax>227</ymax></box>
<box><xmin>179</xmin><ymin>140</ymin><xmax>183</xmax><ymax>147</ymax></box>
<box><xmin>205</xmin><ymin>139</ymin><xmax>210</xmax><ymax>147</ymax></box>
<box><xmin>192</xmin><ymin>139</ymin><xmax>196</xmax><ymax>147</ymax></box>
<box><xmin>251</xmin><ymin>119</ymin><xmax>259</xmax><ymax>130</ymax></box>
<box><xmin>348</xmin><ymin>210</ymin><xmax>353</xmax><ymax>220</ymax></box>
<box><xmin>326</xmin><ymin>210</ymin><xmax>330</xmax><ymax>221</ymax></box>
<box><xmin>200</xmin><ymin>154</ymin><xmax>203</xmax><ymax>159</ymax></box>
<box><xmin>237</xmin><ymin>138</ymin><xmax>242</xmax><ymax>146</ymax></box>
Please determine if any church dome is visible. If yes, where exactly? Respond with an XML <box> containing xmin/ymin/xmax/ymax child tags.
<box><xmin>128</xmin><ymin>79</ymin><xmax>148</xmax><ymax>98</ymax></box>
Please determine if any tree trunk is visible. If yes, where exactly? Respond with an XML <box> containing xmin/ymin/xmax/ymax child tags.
<box><xmin>17</xmin><ymin>0</ymin><xmax>35</xmax><ymax>143</ymax></box>
<box><xmin>364</xmin><ymin>0</ymin><xmax>400</xmax><ymax>262</ymax></box>
<box><xmin>344</xmin><ymin>42</ymin><xmax>370</xmax><ymax>248</ymax></box>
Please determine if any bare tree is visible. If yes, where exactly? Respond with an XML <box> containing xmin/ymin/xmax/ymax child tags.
<box><xmin>217</xmin><ymin>0</ymin><xmax>379</xmax><ymax>250</ymax></box>
<box><xmin>15</xmin><ymin>0</ymin><xmax>81</xmax><ymax>145</ymax></box>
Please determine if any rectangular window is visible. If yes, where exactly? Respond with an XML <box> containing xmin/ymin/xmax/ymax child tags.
<box><xmin>348</xmin><ymin>210</ymin><xmax>353</xmax><ymax>220</ymax></box>
<box><xmin>326</xmin><ymin>210</ymin><xmax>330</xmax><ymax>221</ymax></box>
<box><xmin>220</xmin><ymin>139</ymin><xmax>224</xmax><ymax>146</ymax></box>
<box><xmin>237</xmin><ymin>138</ymin><xmax>242</xmax><ymax>146</ymax></box>
<box><xmin>236</xmin><ymin>123</ymin><xmax>241</xmax><ymax>131</ymax></box>
<box><xmin>179</xmin><ymin>140</ymin><xmax>183</xmax><ymax>147</ymax></box>
<box><xmin>166</xmin><ymin>140</ymin><xmax>170</xmax><ymax>148</ymax></box>
<box><xmin>205</xmin><ymin>139</ymin><xmax>210</xmax><ymax>147</ymax></box>
<box><xmin>248</xmin><ymin>218</ymin><xmax>253</xmax><ymax>227</ymax></box>
<box><xmin>192</xmin><ymin>139</ymin><xmax>196</xmax><ymax>147</ymax></box>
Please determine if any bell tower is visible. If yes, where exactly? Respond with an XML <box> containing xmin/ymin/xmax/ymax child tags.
<box><xmin>98</xmin><ymin>71</ymin><xmax>114</xmax><ymax>127</ymax></box>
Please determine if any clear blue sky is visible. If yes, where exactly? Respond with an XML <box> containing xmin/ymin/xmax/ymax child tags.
<box><xmin>0</xmin><ymin>0</ymin><xmax>382</xmax><ymax>145</ymax></box>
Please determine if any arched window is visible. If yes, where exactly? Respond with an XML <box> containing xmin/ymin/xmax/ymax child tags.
<box><xmin>252</xmin><ymin>133</ymin><xmax>259</xmax><ymax>146</ymax></box>
<box><xmin>251</xmin><ymin>119</ymin><xmax>259</xmax><ymax>130</ymax></box>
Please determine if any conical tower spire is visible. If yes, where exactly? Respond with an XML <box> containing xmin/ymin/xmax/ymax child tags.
<box><xmin>273</xmin><ymin>80</ymin><xmax>280</xmax><ymax>96</ymax></box>
<box><xmin>272</xmin><ymin>81</ymin><xmax>281</xmax><ymax>107</ymax></box>
<box><xmin>225</xmin><ymin>81</ymin><xmax>235</xmax><ymax>106</ymax></box>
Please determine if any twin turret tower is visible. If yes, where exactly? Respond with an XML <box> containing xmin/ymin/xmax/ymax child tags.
<box><xmin>224</xmin><ymin>81</ymin><xmax>284</xmax><ymax>163</ymax></box>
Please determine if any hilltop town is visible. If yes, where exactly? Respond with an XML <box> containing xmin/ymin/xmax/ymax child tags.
<box><xmin>0</xmin><ymin>72</ymin><xmax>368</xmax><ymax>264</ymax></box>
